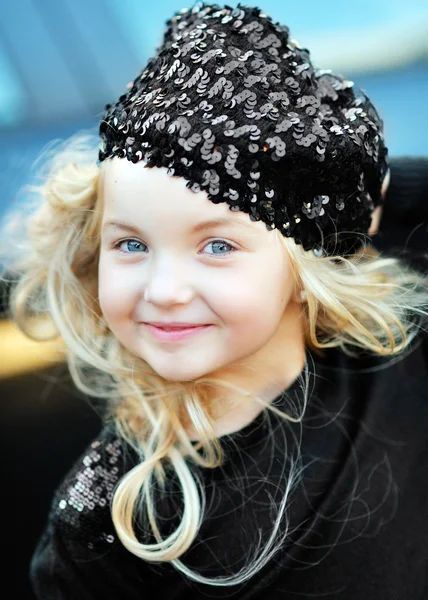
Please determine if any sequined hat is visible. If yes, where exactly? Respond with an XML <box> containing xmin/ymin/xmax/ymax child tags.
<box><xmin>98</xmin><ymin>1</ymin><xmax>389</xmax><ymax>256</ymax></box>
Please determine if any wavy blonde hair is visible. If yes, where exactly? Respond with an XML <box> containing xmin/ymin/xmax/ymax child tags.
<box><xmin>2</xmin><ymin>132</ymin><xmax>428</xmax><ymax>586</ymax></box>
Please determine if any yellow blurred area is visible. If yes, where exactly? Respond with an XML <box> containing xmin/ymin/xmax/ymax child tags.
<box><xmin>0</xmin><ymin>318</ymin><xmax>65</xmax><ymax>379</ymax></box>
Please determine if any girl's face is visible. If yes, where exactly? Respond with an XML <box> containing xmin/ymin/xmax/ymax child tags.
<box><xmin>98</xmin><ymin>158</ymin><xmax>305</xmax><ymax>388</ymax></box>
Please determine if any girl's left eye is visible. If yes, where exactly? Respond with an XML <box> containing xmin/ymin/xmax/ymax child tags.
<box><xmin>203</xmin><ymin>239</ymin><xmax>236</xmax><ymax>256</ymax></box>
<box><xmin>113</xmin><ymin>239</ymin><xmax>236</xmax><ymax>256</ymax></box>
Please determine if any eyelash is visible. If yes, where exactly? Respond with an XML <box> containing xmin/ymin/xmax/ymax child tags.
<box><xmin>112</xmin><ymin>238</ymin><xmax>237</xmax><ymax>257</ymax></box>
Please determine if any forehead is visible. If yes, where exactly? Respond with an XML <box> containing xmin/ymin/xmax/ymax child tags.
<box><xmin>100</xmin><ymin>156</ymin><xmax>263</xmax><ymax>232</ymax></box>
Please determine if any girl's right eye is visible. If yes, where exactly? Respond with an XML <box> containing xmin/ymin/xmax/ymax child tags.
<box><xmin>114</xmin><ymin>239</ymin><xmax>147</xmax><ymax>254</ymax></box>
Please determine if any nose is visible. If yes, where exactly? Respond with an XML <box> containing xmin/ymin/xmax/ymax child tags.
<box><xmin>143</xmin><ymin>258</ymin><xmax>193</xmax><ymax>306</ymax></box>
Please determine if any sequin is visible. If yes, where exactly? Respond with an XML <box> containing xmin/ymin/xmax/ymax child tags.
<box><xmin>99</xmin><ymin>2</ymin><xmax>388</xmax><ymax>257</ymax></box>
<box><xmin>52</xmin><ymin>428</ymin><xmax>135</xmax><ymax>550</ymax></box>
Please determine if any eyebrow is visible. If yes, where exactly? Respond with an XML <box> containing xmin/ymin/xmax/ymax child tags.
<box><xmin>102</xmin><ymin>217</ymin><xmax>253</xmax><ymax>235</ymax></box>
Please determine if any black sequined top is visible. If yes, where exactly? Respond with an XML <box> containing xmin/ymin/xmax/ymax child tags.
<box><xmin>29</xmin><ymin>157</ymin><xmax>428</xmax><ymax>599</ymax></box>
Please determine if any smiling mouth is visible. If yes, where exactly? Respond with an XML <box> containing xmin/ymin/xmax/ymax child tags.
<box><xmin>144</xmin><ymin>323</ymin><xmax>209</xmax><ymax>329</ymax></box>
<box><xmin>143</xmin><ymin>323</ymin><xmax>212</xmax><ymax>342</ymax></box>
<box><xmin>149</xmin><ymin>325</ymin><xmax>201</xmax><ymax>330</ymax></box>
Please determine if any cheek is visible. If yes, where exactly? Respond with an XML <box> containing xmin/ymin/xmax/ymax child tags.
<box><xmin>212</xmin><ymin>266</ymin><xmax>291</xmax><ymax>328</ymax></box>
<box><xmin>98</xmin><ymin>258</ymin><xmax>137</xmax><ymax>322</ymax></box>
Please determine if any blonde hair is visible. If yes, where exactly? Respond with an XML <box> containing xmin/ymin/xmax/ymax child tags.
<box><xmin>1</xmin><ymin>132</ymin><xmax>428</xmax><ymax>586</ymax></box>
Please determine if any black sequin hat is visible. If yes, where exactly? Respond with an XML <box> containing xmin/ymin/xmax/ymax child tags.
<box><xmin>98</xmin><ymin>1</ymin><xmax>389</xmax><ymax>256</ymax></box>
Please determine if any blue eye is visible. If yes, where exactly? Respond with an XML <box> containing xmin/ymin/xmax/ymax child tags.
<box><xmin>113</xmin><ymin>238</ymin><xmax>236</xmax><ymax>256</ymax></box>
<box><xmin>204</xmin><ymin>240</ymin><xmax>235</xmax><ymax>256</ymax></box>
<box><xmin>115</xmin><ymin>239</ymin><xmax>147</xmax><ymax>253</ymax></box>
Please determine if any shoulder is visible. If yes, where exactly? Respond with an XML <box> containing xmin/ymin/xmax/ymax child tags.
<box><xmin>48</xmin><ymin>423</ymin><xmax>138</xmax><ymax>551</ymax></box>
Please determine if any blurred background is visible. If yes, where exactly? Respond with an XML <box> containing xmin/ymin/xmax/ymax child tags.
<box><xmin>0</xmin><ymin>1</ymin><xmax>427</xmax><ymax>597</ymax></box>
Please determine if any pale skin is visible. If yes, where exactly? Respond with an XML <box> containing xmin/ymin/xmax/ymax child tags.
<box><xmin>98</xmin><ymin>161</ymin><xmax>390</xmax><ymax>440</ymax></box>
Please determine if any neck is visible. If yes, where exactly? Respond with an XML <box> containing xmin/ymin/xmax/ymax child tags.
<box><xmin>185</xmin><ymin>300</ymin><xmax>307</xmax><ymax>440</ymax></box>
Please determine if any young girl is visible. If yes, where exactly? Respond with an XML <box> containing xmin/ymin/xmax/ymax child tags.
<box><xmin>2</xmin><ymin>2</ymin><xmax>428</xmax><ymax>598</ymax></box>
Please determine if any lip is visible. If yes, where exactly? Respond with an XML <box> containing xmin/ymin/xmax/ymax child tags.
<box><xmin>146</xmin><ymin>322</ymin><xmax>207</xmax><ymax>328</ymax></box>
<box><xmin>143</xmin><ymin>323</ymin><xmax>212</xmax><ymax>342</ymax></box>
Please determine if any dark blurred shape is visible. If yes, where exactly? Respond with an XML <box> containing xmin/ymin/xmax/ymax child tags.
<box><xmin>382</xmin><ymin>157</ymin><xmax>428</xmax><ymax>229</ymax></box>
<box><xmin>1</xmin><ymin>363</ymin><xmax>101</xmax><ymax>599</ymax></box>
<box><xmin>0</xmin><ymin>274</ymin><xmax>15</xmax><ymax>318</ymax></box>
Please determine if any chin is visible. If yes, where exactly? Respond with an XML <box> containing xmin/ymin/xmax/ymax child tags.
<box><xmin>133</xmin><ymin>339</ymin><xmax>232</xmax><ymax>382</ymax></box>
<box><xmin>144</xmin><ymin>357</ymin><xmax>221</xmax><ymax>384</ymax></box>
